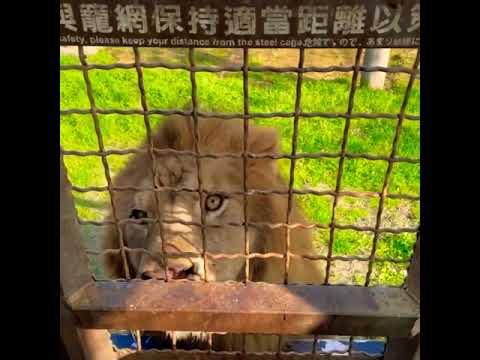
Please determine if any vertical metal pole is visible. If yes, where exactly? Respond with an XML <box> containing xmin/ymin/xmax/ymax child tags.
<box><xmin>60</xmin><ymin>293</ymin><xmax>85</xmax><ymax>360</ymax></box>
<box><xmin>361</xmin><ymin>48</ymin><xmax>391</xmax><ymax>89</ymax></box>
<box><xmin>60</xmin><ymin>155</ymin><xmax>116</xmax><ymax>360</ymax></box>
<box><xmin>406</xmin><ymin>234</ymin><xmax>420</xmax><ymax>301</ymax></box>
<box><xmin>60</xmin><ymin>155</ymin><xmax>93</xmax><ymax>299</ymax></box>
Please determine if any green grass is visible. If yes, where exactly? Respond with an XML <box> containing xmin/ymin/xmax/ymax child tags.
<box><xmin>61</xmin><ymin>49</ymin><xmax>420</xmax><ymax>285</ymax></box>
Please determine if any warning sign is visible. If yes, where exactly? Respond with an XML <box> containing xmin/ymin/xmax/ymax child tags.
<box><xmin>60</xmin><ymin>0</ymin><xmax>420</xmax><ymax>48</ymax></box>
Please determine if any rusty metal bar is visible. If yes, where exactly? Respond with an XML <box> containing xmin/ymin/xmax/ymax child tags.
<box><xmin>324</xmin><ymin>49</ymin><xmax>363</xmax><ymax>284</ymax></box>
<box><xmin>108</xmin><ymin>222</ymin><xmax>414</xmax><ymax>237</ymax></box>
<box><xmin>60</xmin><ymin>155</ymin><xmax>92</xmax><ymax>300</ymax></box>
<box><xmin>188</xmin><ymin>47</ymin><xmax>209</xmax><ymax>282</ymax></box>
<box><xmin>79</xmin><ymin>218</ymin><xmax>418</xmax><ymax>235</ymax></box>
<box><xmin>285</xmin><ymin>48</ymin><xmax>305</xmax><ymax>284</ymax></box>
<box><xmin>69</xmin><ymin>184</ymin><xmax>418</xmax><ymax>196</ymax></box>
<box><xmin>61</xmin><ymin>147</ymin><xmax>419</xmax><ymax>163</ymax></box>
<box><xmin>133</xmin><ymin>46</ymin><xmax>169</xmax><ymax>282</ymax></box>
<box><xmin>88</xmin><ymin>246</ymin><xmax>412</xmax><ymax>265</ymax></box>
<box><xmin>61</xmin><ymin>62</ymin><xmax>415</xmax><ymax>75</ymax></box>
<box><xmin>70</xmin><ymin>183</ymin><xmax>419</xmax><ymax>202</ymax></box>
<box><xmin>364</xmin><ymin>50</ymin><xmax>421</xmax><ymax>287</ymax></box>
<box><xmin>60</xmin><ymin>108</ymin><xmax>419</xmax><ymax>121</ymax></box>
<box><xmin>77</xmin><ymin>45</ymin><xmax>130</xmax><ymax>279</ymax></box>
<box><xmin>71</xmin><ymin>281</ymin><xmax>419</xmax><ymax>337</ymax></box>
<box><xmin>242</xmin><ymin>47</ymin><xmax>250</xmax><ymax>283</ymax></box>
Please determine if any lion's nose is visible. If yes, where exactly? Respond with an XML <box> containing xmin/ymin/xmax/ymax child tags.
<box><xmin>168</xmin><ymin>264</ymin><xmax>195</xmax><ymax>279</ymax></box>
<box><xmin>140</xmin><ymin>270</ymin><xmax>162</xmax><ymax>280</ymax></box>
<box><xmin>140</xmin><ymin>264</ymin><xmax>195</xmax><ymax>280</ymax></box>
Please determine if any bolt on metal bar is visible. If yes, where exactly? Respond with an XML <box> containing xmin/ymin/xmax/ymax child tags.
<box><xmin>133</xmin><ymin>46</ymin><xmax>169</xmax><ymax>282</ymax></box>
<box><xmin>324</xmin><ymin>48</ymin><xmax>364</xmax><ymax>285</ymax></box>
<box><xmin>77</xmin><ymin>45</ymin><xmax>130</xmax><ymax>279</ymax></box>
<box><xmin>285</xmin><ymin>48</ymin><xmax>305</xmax><ymax>285</ymax></box>
<box><xmin>188</xmin><ymin>47</ymin><xmax>209</xmax><ymax>282</ymax></box>
<box><xmin>364</xmin><ymin>50</ymin><xmax>421</xmax><ymax>287</ymax></box>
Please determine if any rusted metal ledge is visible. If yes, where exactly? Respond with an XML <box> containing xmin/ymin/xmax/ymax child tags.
<box><xmin>71</xmin><ymin>281</ymin><xmax>418</xmax><ymax>337</ymax></box>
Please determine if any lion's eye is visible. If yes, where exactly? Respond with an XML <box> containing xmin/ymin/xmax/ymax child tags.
<box><xmin>129</xmin><ymin>209</ymin><xmax>148</xmax><ymax>220</ymax></box>
<box><xmin>205</xmin><ymin>195</ymin><xmax>224</xmax><ymax>212</ymax></box>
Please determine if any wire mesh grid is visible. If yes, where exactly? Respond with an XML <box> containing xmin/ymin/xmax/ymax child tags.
<box><xmin>61</xmin><ymin>45</ymin><xmax>419</xmax><ymax>280</ymax></box>
<box><xmin>60</xmin><ymin>45</ymin><xmax>419</xmax><ymax>357</ymax></box>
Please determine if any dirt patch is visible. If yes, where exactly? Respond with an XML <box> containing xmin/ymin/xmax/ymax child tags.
<box><xmin>97</xmin><ymin>47</ymin><xmax>417</xmax><ymax>85</ymax></box>
<box><xmin>329</xmin><ymin>260</ymin><xmax>368</xmax><ymax>285</ymax></box>
<box><xmin>60</xmin><ymin>46</ymin><xmax>100</xmax><ymax>55</ymax></box>
<box><xmin>381</xmin><ymin>200</ymin><xmax>418</xmax><ymax>229</ymax></box>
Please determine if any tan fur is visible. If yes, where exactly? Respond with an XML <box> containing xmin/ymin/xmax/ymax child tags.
<box><xmin>102</xmin><ymin>115</ymin><xmax>325</xmax><ymax>352</ymax></box>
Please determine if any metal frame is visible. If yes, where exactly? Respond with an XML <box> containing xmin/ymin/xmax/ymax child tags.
<box><xmin>60</xmin><ymin>1</ymin><xmax>420</xmax><ymax>358</ymax></box>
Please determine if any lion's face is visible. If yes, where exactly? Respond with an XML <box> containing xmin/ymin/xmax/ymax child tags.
<box><xmin>107</xmin><ymin>117</ymin><xmax>281</xmax><ymax>283</ymax></box>
<box><xmin>126</xmin><ymin>155</ymin><xmax>250</xmax><ymax>282</ymax></box>
<box><xmin>103</xmin><ymin>117</ymin><xmax>322</xmax><ymax>350</ymax></box>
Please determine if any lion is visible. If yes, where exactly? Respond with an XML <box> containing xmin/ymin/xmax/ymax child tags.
<box><xmin>102</xmin><ymin>115</ymin><xmax>325</xmax><ymax>353</ymax></box>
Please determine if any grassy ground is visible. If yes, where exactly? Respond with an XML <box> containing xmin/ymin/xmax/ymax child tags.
<box><xmin>61</xmin><ymin>47</ymin><xmax>420</xmax><ymax>285</ymax></box>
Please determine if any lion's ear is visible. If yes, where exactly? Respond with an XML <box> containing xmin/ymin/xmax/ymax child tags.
<box><xmin>247</xmin><ymin>127</ymin><xmax>279</xmax><ymax>155</ymax></box>
<box><xmin>153</xmin><ymin>116</ymin><xmax>193</xmax><ymax>150</ymax></box>
<box><xmin>245</xmin><ymin>127</ymin><xmax>280</xmax><ymax>188</ymax></box>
